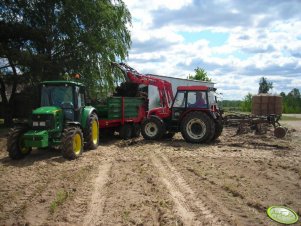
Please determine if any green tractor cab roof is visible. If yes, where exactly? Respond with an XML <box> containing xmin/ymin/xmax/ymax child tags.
<box><xmin>41</xmin><ymin>80</ymin><xmax>84</xmax><ymax>87</ymax></box>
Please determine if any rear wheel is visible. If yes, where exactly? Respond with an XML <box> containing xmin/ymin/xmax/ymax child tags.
<box><xmin>141</xmin><ymin>117</ymin><xmax>165</xmax><ymax>140</ymax></box>
<box><xmin>62</xmin><ymin>127</ymin><xmax>83</xmax><ymax>160</ymax></box>
<box><xmin>119</xmin><ymin>123</ymin><xmax>132</xmax><ymax>140</ymax></box>
<box><xmin>84</xmin><ymin>113</ymin><xmax>99</xmax><ymax>150</ymax></box>
<box><xmin>181</xmin><ymin>112</ymin><xmax>215</xmax><ymax>143</ymax></box>
<box><xmin>7</xmin><ymin>125</ymin><xmax>32</xmax><ymax>159</ymax></box>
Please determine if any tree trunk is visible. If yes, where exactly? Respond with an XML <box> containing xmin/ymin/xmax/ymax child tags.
<box><xmin>1</xmin><ymin>58</ymin><xmax>19</xmax><ymax>126</ymax></box>
<box><xmin>0</xmin><ymin>77</ymin><xmax>13</xmax><ymax>126</ymax></box>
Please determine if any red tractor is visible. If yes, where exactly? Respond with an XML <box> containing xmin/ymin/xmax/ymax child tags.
<box><xmin>112</xmin><ymin>62</ymin><xmax>223</xmax><ymax>143</ymax></box>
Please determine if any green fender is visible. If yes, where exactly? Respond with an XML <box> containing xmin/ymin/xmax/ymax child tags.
<box><xmin>81</xmin><ymin>106</ymin><xmax>97</xmax><ymax>129</ymax></box>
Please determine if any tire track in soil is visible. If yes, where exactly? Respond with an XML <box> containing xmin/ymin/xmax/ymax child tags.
<box><xmin>151</xmin><ymin>151</ymin><xmax>227</xmax><ymax>226</ymax></box>
<box><xmin>83</xmin><ymin>162</ymin><xmax>112</xmax><ymax>226</ymax></box>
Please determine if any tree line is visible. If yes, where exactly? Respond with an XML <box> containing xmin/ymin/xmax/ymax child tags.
<box><xmin>188</xmin><ymin>70</ymin><xmax>300</xmax><ymax>114</ymax></box>
<box><xmin>0</xmin><ymin>0</ymin><xmax>131</xmax><ymax>125</ymax></box>
<box><xmin>231</xmin><ymin>77</ymin><xmax>301</xmax><ymax>113</ymax></box>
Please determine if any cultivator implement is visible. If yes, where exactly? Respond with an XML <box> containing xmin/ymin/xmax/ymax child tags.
<box><xmin>223</xmin><ymin>113</ymin><xmax>287</xmax><ymax>138</ymax></box>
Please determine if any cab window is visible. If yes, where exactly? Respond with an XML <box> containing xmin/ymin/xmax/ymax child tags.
<box><xmin>173</xmin><ymin>91</ymin><xmax>186</xmax><ymax>108</ymax></box>
<box><xmin>187</xmin><ymin>91</ymin><xmax>207</xmax><ymax>108</ymax></box>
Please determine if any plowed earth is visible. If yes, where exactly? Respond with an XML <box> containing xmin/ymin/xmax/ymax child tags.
<box><xmin>0</xmin><ymin>122</ymin><xmax>300</xmax><ymax>226</ymax></box>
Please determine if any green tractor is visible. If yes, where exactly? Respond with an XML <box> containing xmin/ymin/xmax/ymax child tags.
<box><xmin>7</xmin><ymin>81</ymin><xmax>99</xmax><ymax>160</ymax></box>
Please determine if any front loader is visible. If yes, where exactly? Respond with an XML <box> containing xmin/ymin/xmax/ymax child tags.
<box><xmin>7</xmin><ymin>80</ymin><xmax>99</xmax><ymax>160</ymax></box>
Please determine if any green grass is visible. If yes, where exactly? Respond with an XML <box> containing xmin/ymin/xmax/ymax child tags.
<box><xmin>280</xmin><ymin>115</ymin><xmax>301</xmax><ymax>121</ymax></box>
<box><xmin>49</xmin><ymin>190</ymin><xmax>69</xmax><ymax>214</ymax></box>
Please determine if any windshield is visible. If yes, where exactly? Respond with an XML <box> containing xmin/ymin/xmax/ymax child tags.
<box><xmin>41</xmin><ymin>86</ymin><xmax>74</xmax><ymax>107</ymax></box>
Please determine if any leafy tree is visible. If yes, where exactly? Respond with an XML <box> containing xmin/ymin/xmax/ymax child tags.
<box><xmin>188</xmin><ymin>67</ymin><xmax>211</xmax><ymax>82</ymax></box>
<box><xmin>288</xmin><ymin>88</ymin><xmax>301</xmax><ymax>98</ymax></box>
<box><xmin>258</xmin><ymin>77</ymin><xmax>273</xmax><ymax>94</ymax></box>
<box><xmin>240</xmin><ymin>93</ymin><xmax>252</xmax><ymax>112</ymax></box>
<box><xmin>279</xmin><ymin>88</ymin><xmax>301</xmax><ymax>113</ymax></box>
<box><xmin>0</xmin><ymin>0</ymin><xmax>131</xmax><ymax>125</ymax></box>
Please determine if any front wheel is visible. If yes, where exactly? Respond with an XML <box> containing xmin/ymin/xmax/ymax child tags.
<box><xmin>84</xmin><ymin>113</ymin><xmax>99</xmax><ymax>150</ymax></box>
<box><xmin>181</xmin><ymin>112</ymin><xmax>215</xmax><ymax>143</ymax></box>
<box><xmin>141</xmin><ymin>117</ymin><xmax>165</xmax><ymax>140</ymax></box>
<box><xmin>7</xmin><ymin>125</ymin><xmax>32</xmax><ymax>159</ymax></box>
<box><xmin>62</xmin><ymin>127</ymin><xmax>83</xmax><ymax>160</ymax></box>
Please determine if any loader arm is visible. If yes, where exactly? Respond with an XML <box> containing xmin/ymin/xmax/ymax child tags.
<box><xmin>111</xmin><ymin>62</ymin><xmax>174</xmax><ymax>111</ymax></box>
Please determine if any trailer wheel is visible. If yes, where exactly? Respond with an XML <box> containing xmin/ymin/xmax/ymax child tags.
<box><xmin>141</xmin><ymin>117</ymin><xmax>165</xmax><ymax>140</ymax></box>
<box><xmin>100</xmin><ymin>128</ymin><xmax>115</xmax><ymax>138</ymax></box>
<box><xmin>119</xmin><ymin>124</ymin><xmax>132</xmax><ymax>140</ymax></box>
<box><xmin>163</xmin><ymin>132</ymin><xmax>176</xmax><ymax>139</ymax></box>
<box><xmin>84</xmin><ymin>113</ymin><xmax>99</xmax><ymax>150</ymax></box>
<box><xmin>181</xmin><ymin>112</ymin><xmax>214</xmax><ymax>143</ymax></box>
<box><xmin>211</xmin><ymin>121</ymin><xmax>223</xmax><ymax>141</ymax></box>
<box><xmin>274</xmin><ymin>126</ymin><xmax>286</xmax><ymax>138</ymax></box>
<box><xmin>131</xmin><ymin>124</ymin><xmax>141</xmax><ymax>138</ymax></box>
<box><xmin>62</xmin><ymin>127</ymin><xmax>83</xmax><ymax>160</ymax></box>
<box><xmin>7</xmin><ymin>125</ymin><xmax>32</xmax><ymax>160</ymax></box>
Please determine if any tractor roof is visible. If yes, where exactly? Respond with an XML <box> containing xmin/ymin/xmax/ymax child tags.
<box><xmin>41</xmin><ymin>80</ymin><xmax>84</xmax><ymax>87</ymax></box>
<box><xmin>177</xmin><ymin>86</ymin><xmax>209</xmax><ymax>91</ymax></box>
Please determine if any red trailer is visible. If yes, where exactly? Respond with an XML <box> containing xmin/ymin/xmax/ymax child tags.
<box><xmin>94</xmin><ymin>96</ymin><xmax>146</xmax><ymax>139</ymax></box>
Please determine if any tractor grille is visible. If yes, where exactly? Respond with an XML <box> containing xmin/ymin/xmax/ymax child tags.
<box><xmin>32</xmin><ymin>114</ymin><xmax>54</xmax><ymax>130</ymax></box>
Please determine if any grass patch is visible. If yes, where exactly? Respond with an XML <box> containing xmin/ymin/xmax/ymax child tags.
<box><xmin>280</xmin><ymin>115</ymin><xmax>301</xmax><ymax>121</ymax></box>
<box><xmin>50</xmin><ymin>190</ymin><xmax>69</xmax><ymax>214</ymax></box>
<box><xmin>122</xmin><ymin>210</ymin><xmax>130</xmax><ymax>222</ymax></box>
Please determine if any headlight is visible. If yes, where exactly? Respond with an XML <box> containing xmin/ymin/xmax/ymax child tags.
<box><xmin>32</xmin><ymin>114</ymin><xmax>54</xmax><ymax>129</ymax></box>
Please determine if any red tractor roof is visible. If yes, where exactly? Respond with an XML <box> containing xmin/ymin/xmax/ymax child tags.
<box><xmin>177</xmin><ymin>86</ymin><xmax>209</xmax><ymax>91</ymax></box>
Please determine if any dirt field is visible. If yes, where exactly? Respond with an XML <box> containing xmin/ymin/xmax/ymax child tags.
<box><xmin>0</xmin><ymin>121</ymin><xmax>300</xmax><ymax>226</ymax></box>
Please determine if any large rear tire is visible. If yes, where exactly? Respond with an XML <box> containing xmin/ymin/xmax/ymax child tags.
<box><xmin>141</xmin><ymin>117</ymin><xmax>165</xmax><ymax>140</ymax></box>
<box><xmin>84</xmin><ymin>113</ymin><xmax>99</xmax><ymax>150</ymax></box>
<box><xmin>7</xmin><ymin>125</ymin><xmax>32</xmax><ymax>160</ymax></box>
<box><xmin>181</xmin><ymin>112</ymin><xmax>215</xmax><ymax>143</ymax></box>
<box><xmin>62</xmin><ymin>127</ymin><xmax>83</xmax><ymax>160</ymax></box>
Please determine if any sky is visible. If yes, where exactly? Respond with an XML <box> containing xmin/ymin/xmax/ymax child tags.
<box><xmin>122</xmin><ymin>0</ymin><xmax>301</xmax><ymax>100</ymax></box>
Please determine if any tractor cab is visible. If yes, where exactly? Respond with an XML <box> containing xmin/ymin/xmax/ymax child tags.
<box><xmin>40</xmin><ymin>81</ymin><xmax>86</xmax><ymax>122</ymax></box>
<box><xmin>171</xmin><ymin>86</ymin><xmax>219</xmax><ymax>121</ymax></box>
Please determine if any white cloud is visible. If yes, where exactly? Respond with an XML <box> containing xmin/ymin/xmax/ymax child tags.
<box><xmin>123</xmin><ymin>0</ymin><xmax>301</xmax><ymax>99</ymax></box>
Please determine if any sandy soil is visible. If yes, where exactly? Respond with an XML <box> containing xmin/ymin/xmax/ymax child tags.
<box><xmin>0</xmin><ymin>122</ymin><xmax>300</xmax><ymax>226</ymax></box>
